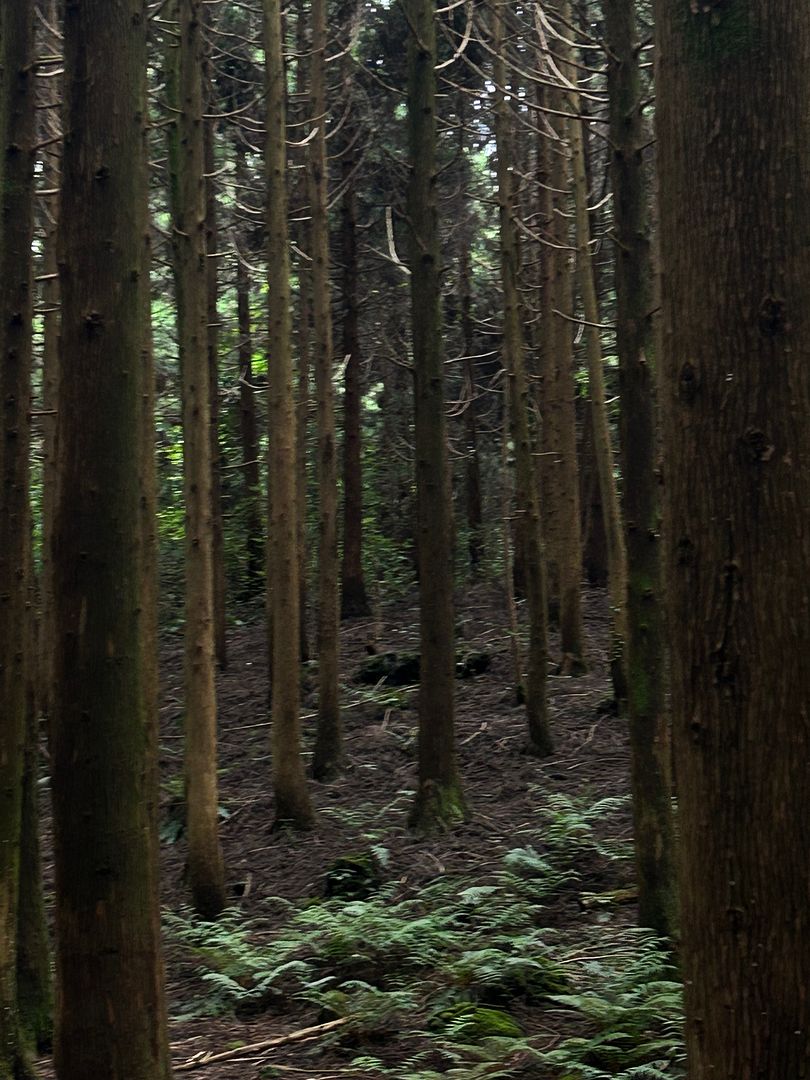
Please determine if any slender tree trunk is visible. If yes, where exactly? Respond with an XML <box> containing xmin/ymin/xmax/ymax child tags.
<box><xmin>457</xmin><ymin>94</ymin><xmax>484</xmax><ymax>573</ymax></box>
<box><xmin>568</xmin><ymin>76</ymin><xmax>628</xmax><ymax>698</ymax></box>
<box><xmin>233</xmin><ymin>177</ymin><xmax>264</xmax><ymax>592</ymax></box>
<box><xmin>309</xmin><ymin>0</ymin><xmax>343</xmax><ymax>780</ymax></box>
<box><xmin>580</xmin><ymin>402</ymin><xmax>608</xmax><ymax>587</ymax></box>
<box><xmin>263</xmin><ymin>0</ymin><xmax>316</xmax><ymax>828</ymax></box>
<box><xmin>500</xmin><ymin>428</ymin><xmax>524</xmax><ymax>703</ymax></box>
<box><xmin>542</xmin><ymin>28</ymin><xmax>586</xmax><ymax>671</ymax></box>
<box><xmin>405</xmin><ymin>0</ymin><xmax>464</xmax><ymax>833</ymax></box>
<box><xmin>203</xmin><ymin>26</ymin><xmax>228</xmax><ymax>671</ymax></box>
<box><xmin>0</xmin><ymin>6</ymin><xmax>37</xmax><ymax>1074</ymax></box>
<box><xmin>294</xmin><ymin>2</ymin><xmax>312</xmax><ymax>663</ymax></box>
<box><xmin>340</xmin><ymin>89</ymin><xmax>372</xmax><ymax>619</ymax></box>
<box><xmin>36</xmin><ymin>0</ymin><xmax>62</xmax><ymax>724</ymax></box>
<box><xmin>657</xmin><ymin>1</ymin><xmax>810</xmax><ymax>1072</ymax></box>
<box><xmin>167</xmin><ymin>0</ymin><xmax>227</xmax><ymax>919</ymax></box>
<box><xmin>17</xmin><ymin>558</ymin><xmax>51</xmax><ymax>1053</ymax></box>
<box><xmin>605</xmin><ymin>0</ymin><xmax>675</xmax><ymax>938</ymax></box>
<box><xmin>52</xmin><ymin>1</ymin><xmax>172</xmax><ymax>1075</ymax></box>
<box><xmin>492</xmin><ymin>1</ymin><xmax>552</xmax><ymax>757</ymax></box>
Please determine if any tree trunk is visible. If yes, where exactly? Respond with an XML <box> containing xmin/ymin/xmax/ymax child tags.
<box><xmin>263</xmin><ymin>0</ymin><xmax>316</xmax><ymax>828</ymax></box>
<box><xmin>405</xmin><ymin>0</ymin><xmax>464</xmax><ymax>833</ymax></box>
<box><xmin>606</xmin><ymin>0</ymin><xmax>675</xmax><ymax>938</ymax></box>
<box><xmin>492</xmin><ymin>3</ymin><xmax>552</xmax><ymax>758</ymax></box>
<box><xmin>340</xmin><ymin>83</ymin><xmax>371</xmax><ymax>619</ymax></box>
<box><xmin>167</xmin><ymin>0</ymin><xmax>227</xmax><ymax>919</ymax></box>
<box><xmin>0</xmin><ymin>5</ymin><xmax>37</xmax><ymax>1074</ymax></box>
<box><xmin>657</xmin><ymin>0</ymin><xmax>810</xmax><ymax>1072</ymax></box>
<box><xmin>309</xmin><ymin>0</ymin><xmax>343</xmax><ymax>780</ymax></box>
<box><xmin>17</xmin><ymin>585</ymin><xmax>52</xmax><ymax>1054</ymax></box>
<box><xmin>203</xmin><ymin>24</ymin><xmax>228</xmax><ymax>671</ymax></box>
<box><xmin>233</xmin><ymin>188</ymin><xmax>264</xmax><ymax>593</ymax></box>
<box><xmin>52</xmin><ymin>1</ymin><xmax>172</xmax><ymax>1074</ymax></box>
<box><xmin>568</xmin><ymin>72</ymin><xmax>628</xmax><ymax>699</ymax></box>
<box><xmin>541</xmin><ymin>30</ymin><xmax>586</xmax><ymax>671</ymax></box>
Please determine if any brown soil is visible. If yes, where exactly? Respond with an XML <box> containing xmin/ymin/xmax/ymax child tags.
<box><xmin>37</xmin><ymin>581</ymin><xmax>637</xmax><ymax>1079</ymax></box>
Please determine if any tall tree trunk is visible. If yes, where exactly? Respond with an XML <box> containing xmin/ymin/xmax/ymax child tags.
<box><xmin>405</xmin><ymin>0</ymin><xmax>464</xmax><ymax>833</ymax></box>
<box><xmin>657</xmin><ymin>0</ymin><xmax>810</xmax><ymax>1072</ymax></box>
<box><xmin>458</xmin><ymin>96</ymin><xmax>484</xmax><ymax>574</ymax></box>
<box><xmin>52</xmin><ymin>0</ymin><xmax>172</xmax><ymax>1075</ymax></box>
<box><xmin>568</xmin><ymin>75</ymin><xmax>628</xmax><ymax>699</ymax></box>
<box><xmin>309</xmin><ymin>0</ymin><xmax>343</xmax><ymax>780</ymax></box>
<box><xmin>263</xmin><ymin>0</ymin><xmax>316</xmax><ymax>828</ymax></box>
<box><xmin>36</xmin><ymin>0</ymin><xmax>62</xmax><ymax>725</ymax></box>
<box><xmin>0</xmin><ymin>5</ymin><xmax>37</xmax><ymax>1074</ymax></box>
<box><xmin>203</xmin><ymin>25</ymin><xmax>228</xmax><ymax>671</ymax></box>
<box><xmin>17</xmin><ymin>558</ymin><xmax>51</xmax><ymax>1053</ymax></box>
<box><xmin>167</xmin><ymin>0</ymin><xmax>227</xmax><ymax>919</ymax></box>
<box><xmin>541</xmin><ymin>31</ymin><xmax>586</xmax><ymax>671</ymax></box>
<box><xmin>606</xmin><ymin>0</ymin><xmax>675</xmax><ymax>938</ymax></box>
<box><xmin>233</xmin><ymin>168</ymin><xmax>264</xmax><ymax>593</ymax></box>
<box><xmin>340</xmin><ymin>83</ymin><xmax>371</xmax><ymax>619</ymax></box>
<box><xmin>492</xmin><ymin>1</ymin><xmax>552</xmax><ymax>757</ymax></box>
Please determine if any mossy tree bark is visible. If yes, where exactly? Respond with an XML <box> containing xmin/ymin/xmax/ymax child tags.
<box><xmin>405</xmin><ymin>0</ymin><xmax>464</xmax><ymax>833</ymax></box>
<box><xmin>605</xmin><ymin>0</ymin><xmax>675</xmax><ymax>939</ymax></box>
<box><xmin>166</xmin><ymin>0</ymin><xmax>227</xmax><ymax>919</ymax></box>
<box><xmin>52</xmin><ymin>0</ymin><xmax>172</xmax><ymax>1075</ymax></box>
<box><xmin>492</xmin><ymin>3</ymin><xmax>552</xmax><ymax>757</ymax></box>
<box><xmin>263</xmin><ymin>0</ymin><xmax>316</xmax><ymax>828</ymax></box>
<box><xmin>0</xmin><ymin>4</ymin><xmax>38</xmax><ymax>1074</ymax></box>
<box><xmin>309</xmin><ymin>0</ymin><xmax>343</xmax><ymax>780</ymax></box>
<box><xmin>657</xmin><ymin>0</ymin><xmax>810</xmax><ymax>1071</ymax></box>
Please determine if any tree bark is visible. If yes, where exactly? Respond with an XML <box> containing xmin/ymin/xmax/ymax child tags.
<box><xmin>540</xmin><ymin>26</ymin><xmax>586</xmax><ymax>671</ymax></box>
<box><xmin>52</xmin><ymin>0</ymin><xmax>172</xmax><ymax>1074</ymax></box>
<box><xmin>0</xmin><ymin>5</ymin><xmax>37</xmax><ymax>1074</ymax></box>
<box><xmin>492</xmin><ymin>1</ymin><xmax>552</xmax><ymax>758</ymax></box>
<box><xmin>339</xmin><ymin>74</ymin><xmax>371</xmax><ymax>620</ymax></box>
<box><xmin>568</xmin><ymin>71</ymin><xmax>629</xmax><ymax>699</ymax></box>
<box><xmin>605</xmin><ymin>0</ymin><xmax>675</xmax><ymax>938</ymax></box>
<box><xmin>166</xmin><ymin>0</ymin><xmax>227</xmax><ymax>919</ymax></box>
<box><xmin>309</xmin><ymin>0</ymin><xmax>343</xmax><ymax>780</ymax></box>
<box><xmin>263</xmin><ymin>0</ymin><xmax>316</xmax><ymax>828</ymax></box>
<box><xmin>405</xmin><ymin>0</ymin><xmax>464</xmax><ymax>833</ymax></box>
<box><xmin>657</xmin><ymin>0</ymin><xmax>810</xmax><ymax>1072</ymax></box>
<box><xmin>203</xmin><ymin>22</ymin><xmax>228</xmax><ymax>671</ymax></box>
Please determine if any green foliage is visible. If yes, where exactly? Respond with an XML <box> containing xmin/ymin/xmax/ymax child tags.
<box><xmin>165</xmin><ymin>793</ymin><xmax>684</xmax><ymax>1078</ymax></box>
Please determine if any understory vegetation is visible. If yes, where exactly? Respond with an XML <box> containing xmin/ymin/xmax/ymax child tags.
<box><xmin>166</xmin><ymin>782</ymin><xmax>684</xmax><ymax>1078</ymax></box>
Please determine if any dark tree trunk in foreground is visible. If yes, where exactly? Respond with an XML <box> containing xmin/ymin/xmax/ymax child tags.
<box><xmin>405</xmin><ymin>0</ymin><xmax>464</xmax><ymax>833</ymax></box>
<box><xmin>263</xmin><ymin>0</ymin><xmax>316</xmax><ymax>828</ymax></box>
<box><xmin>657</xmin><ymin>1</ymin><xmax>810</xmax><ymax>1073</ymax></box>
<box><xmin>606</xmin><ymin>0</ymin><xmax>675</xmax><ymax>938</ymax></box>
<box><xmin>52</xmin><ymin>0</ymin><xmax>172</xmax><ymax>1075</ymax></box>
<box><xmin>0</xmin><ymin>4</ymin><xmax>37</xmax><ymax>1074</ymax></box>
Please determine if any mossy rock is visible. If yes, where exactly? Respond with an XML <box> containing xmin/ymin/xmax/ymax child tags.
<box><xmin>432</xmin><ymin>1003</ymin><xmax>523</xmax><ymax>1039</ymax></box>
<box><xmin>354</xmin><ymin>652</ymin><xmax>421</xmax><ymax>687</ymax></box>
<box><xmin>455</xmin><ymin>651</ymin><xmax>491</xmax><ymax>679</ymax></box>
<box><xmin>323</xmin><ymin>850</ymin><xmax>385</xmax><ymax>900</ymax></box>
<box><xmin>470</xmin><ymin>956</ymin><xmax>570</xmax><ymax>1006</ymax></box>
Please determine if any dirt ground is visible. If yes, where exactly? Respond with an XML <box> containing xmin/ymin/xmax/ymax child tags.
<box><xmin>37</xmin><ymin>581</ymin><xmax>637</xmax><ymax>1079</ymax></box>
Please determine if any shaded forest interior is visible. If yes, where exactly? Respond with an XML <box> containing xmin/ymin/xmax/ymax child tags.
<box><xmin>1</xmin><ymin>1</ymin><xmax>807</xmax><ymax>1079</ymax></box>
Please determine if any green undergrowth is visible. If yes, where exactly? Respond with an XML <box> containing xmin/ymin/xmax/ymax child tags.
<box><xmin>165</xmin><ymin>793</ymin><xmax>684</xmax><ymax>1079</ymax></box>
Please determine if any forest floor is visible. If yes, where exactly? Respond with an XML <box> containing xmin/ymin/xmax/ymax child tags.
<box><xmin>37</xmin><ymin>582</ymin><xmax>684</xmax><ymax>1080</ymax></box>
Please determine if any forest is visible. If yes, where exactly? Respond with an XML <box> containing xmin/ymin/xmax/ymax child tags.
<box><xmin>0</xmin><ymin>0</ymin><xmax>805</xmax><ymax>1078</ymax></box>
